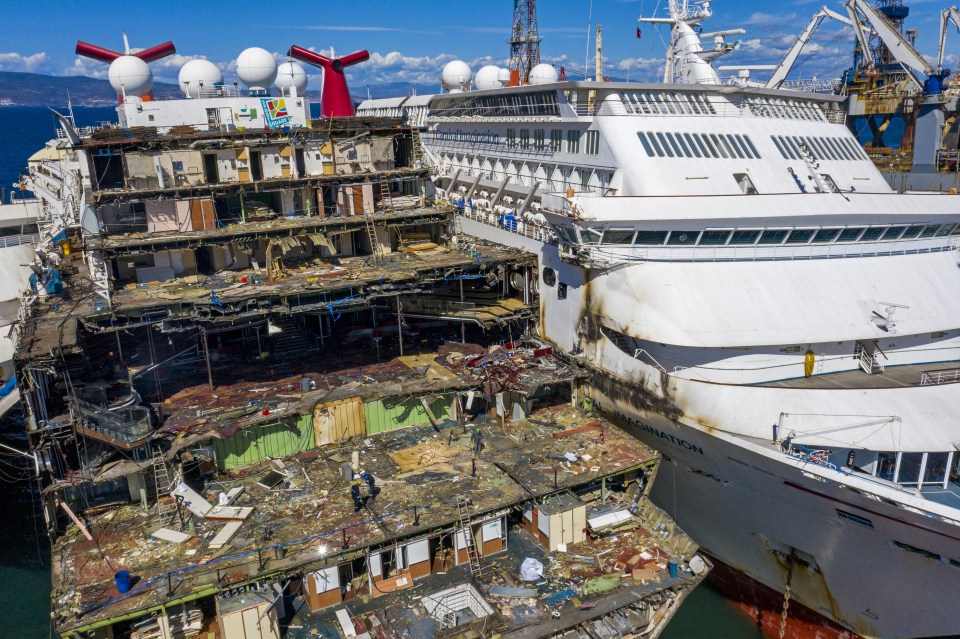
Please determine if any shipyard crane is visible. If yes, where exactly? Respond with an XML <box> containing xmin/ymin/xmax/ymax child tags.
<box><xmin>937</xmin><ymin>6</ymin><xmax>960</xmax><ymax>73</ymax></box>
<box><xmin>845</xmin><ymin>0</ymin><xmax>938</xmax><ymax>89</ymax></box>
<box><xmin>765</xmin><ymin>6</ymin><xmax>852</xmax><ymax>89</ymax></box>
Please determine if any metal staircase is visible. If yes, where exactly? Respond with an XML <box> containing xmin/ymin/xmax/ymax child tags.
<box><xmin>410</xmin><ymin>127</ymin><xmax>427</xmax><ymax>169</ymax></box>
<box><xmin>270</xmin><ymin>315</ymin><xmax>316</xmax><ymax>357</ymax></box>
<box><xmin>455</xmin><ymin>496</ymin><xmax>482</xmax><ymax>579</ymax></box>
<box><xmin>856</xmin><ymin>342</ymin><xmax>885</xmax><ymax>375</ymax></box>
<box><xmin>86</xmin><ymin>249</ymin><xmax>112</xmax><ymax>304</ymax></box>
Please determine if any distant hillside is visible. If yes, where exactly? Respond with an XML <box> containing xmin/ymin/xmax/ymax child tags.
<box><xmin>0</xmin><ymin>71</ymin><xmax>441</xmax><ymax>107</ymax></box>
<box><xmin>0</xmin><ymin>71</ymin><xmax>183</xmax><ymax>107</ymax></box>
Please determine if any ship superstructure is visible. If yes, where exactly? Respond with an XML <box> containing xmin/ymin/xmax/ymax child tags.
<box><xmin>358</xmin><ymin>3</ymin><xmax>960</xmax><ymax>637</ymax></box>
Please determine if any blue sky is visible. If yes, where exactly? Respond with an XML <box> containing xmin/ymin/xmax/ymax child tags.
<box><xmin>0</xmin><ymin>0</ymin><xmax>952</xmax><ymax>88</ymax></box>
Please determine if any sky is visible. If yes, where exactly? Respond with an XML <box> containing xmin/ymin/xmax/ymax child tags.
<box><xmin>0</xmin><ymin>0</ymin><xmax>953</xmax><ymax>90</ymax></box>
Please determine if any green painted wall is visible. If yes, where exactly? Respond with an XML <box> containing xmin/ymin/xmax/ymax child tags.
<box><xmin>364</xmin><ymin>396</ymin><xmax>453</xmax><ymax>434</ymax></box>
<box><xmin>214</xmin><ymin>415</ymin><xmax>314</xmax><ymax>471</ymax></box>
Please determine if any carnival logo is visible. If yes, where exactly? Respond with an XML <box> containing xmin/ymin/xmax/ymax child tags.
<box><xmin>261</xmin><ymin>98</ymin><xmax>292</xmax><ymax>128</ymax></box>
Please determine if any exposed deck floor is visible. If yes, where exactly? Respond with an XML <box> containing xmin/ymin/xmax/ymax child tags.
<box><xmin>757</xmin><ymin>363</ymin><xmax>960</xmax><ymax>390</ymax></box>
<box><xmin>920</xmin><ymin>480</ymin><xmax>960</xmax><ymax>510</ymax></box>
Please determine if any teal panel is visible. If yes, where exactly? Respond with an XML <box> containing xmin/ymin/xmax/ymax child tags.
<box><xmin>364</xmin><ymin>396</ymin><xmax>452</xmax><ymax>435</ymax></box>
<box><xmin>215</xmin><ymin>417</ymin><xmax>315</xmax><ymax>471</ymax></box>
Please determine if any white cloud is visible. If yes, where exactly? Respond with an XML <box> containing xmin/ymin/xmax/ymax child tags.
<box><xmin>0</xmin><ymin>51</ymin><xmax>49</xmax><ymax>73</ymax></box>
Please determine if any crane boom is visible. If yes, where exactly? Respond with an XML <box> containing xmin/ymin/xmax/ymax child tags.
<box><xmin>846</xmin><ymin>0</ymin><xmax>932</xmax><ymax>76</ymax></box>
<box><xmin>938</xmin><ymin>6</ymin><xmax>960</xmax><ymax>72</ymax></box>
<box><xmin>766</xmin><ymin>6</ymin><xmax>852</xmax><ymax>89</ymax></box>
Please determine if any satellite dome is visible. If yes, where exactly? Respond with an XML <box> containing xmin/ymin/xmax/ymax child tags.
<box><xmin>441</xmin><ymin>60</ymin><xmax>472</xmax><ymax>92</ymax></box>
<box><xmin>275</xmin><ymin>61</ymin><xmax>308</xmax><ymax>95</ymax></box>
<box><xmin>529</xmin><ymin>63</ymin><xmax>559</xmax><ymax>85</ymax></box>
<box><xmin>475</xmin><ymin>65</ymin><xmax>503</xmax><ymax>91</ymax></box>
<box><xmin>497</xmin><ymin>68</ymin><xmax>512</xmax><ymax>85</ymax></box>
<box><xmin>108</xmin><ymin>55</ymin><xmax>153</xmax><ymax>97</ymax></box>
<box><xmin>236</xmin><ymin>47</ymin><xmax>277</xmax><ymax>92</ymax></box>
<box><xmin>178</xmin><ymin>59</ymin><xmax>223</xmax><ymax>98</ymax></box>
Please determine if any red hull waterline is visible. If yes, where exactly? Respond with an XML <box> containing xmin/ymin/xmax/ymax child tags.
<box><xmin>705</xmin><ymin>555</ymin><xmax>863</xmax><ymax>639</ymax></box>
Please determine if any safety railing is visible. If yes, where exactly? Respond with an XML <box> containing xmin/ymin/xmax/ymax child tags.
<box><xmin>459</xmin><ymin>206</ymin><xmax>556</xmax><ymax>243</ymax></box>
<box><xmin>0</xmin><ymin>233</ymin><xmax>39</xmax><ymax>248</ymax></box>
<box><xmin>70</xmin><ymin>397</ymin><xmax>152</xmax><ymax>443</ymax></box>
<box><xmin>920</xmin><ymin>368</ymin><xmax>960</xmax><ymax>386</ymax></box>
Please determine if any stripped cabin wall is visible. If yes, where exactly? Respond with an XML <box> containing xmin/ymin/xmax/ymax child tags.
<box><xmin>214</xmin><ymin>415</ymin><xmax>313</xmax><ymax>470</ymax></box>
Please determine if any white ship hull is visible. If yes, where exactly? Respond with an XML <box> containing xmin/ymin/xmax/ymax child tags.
<box><xmin>584</xmin><ymin>369</ymin><xmax>960</xmax><ymax>639</ymax></box>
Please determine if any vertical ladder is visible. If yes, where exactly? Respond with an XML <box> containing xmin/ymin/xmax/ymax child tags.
<box><xmin>410</xmin><ymin>127</ymin><xmax>426</xmax><ymax>169</ymax></box>
<box><xmin>152</xmin><ymin>449</ymin><xmax>181</xmax><ymax>525</ymax></box>
<box><xmin>378</xmin><ymin>173</ymin><xmax>395</xmax><ymax>212</ymax></box>
<box><xmin>364</xmin><ymin>210</ymin><xmax>383</xmax><ymax>264</ymax></box>
<box><xmin>455</xmin><ymin>496</ymin><xmax>482</xmax><ymax>579</ymax></box>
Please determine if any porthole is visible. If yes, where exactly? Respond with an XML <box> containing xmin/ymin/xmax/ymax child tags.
<box><xmin>542</xmin><ymin>267</ymin><xmax>557</xmax><ymax>287</ymax></box>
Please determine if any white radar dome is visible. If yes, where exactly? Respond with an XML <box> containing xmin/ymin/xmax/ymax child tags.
<box><xmin>178</xmin><ymin>59</ymin><xmax>223</xmax><ymax>98</ymax></box>
<box><xmin>236</xmin><ymin>47</ymin><xmax>278</xmax><ymax>91</ymax></box>
<box><xmin>275</xmin><ymin>61</ymin><xmax>308</xmax><ymax>95</ymax></box>
<box><xmin>475</xmin><ymin>65</ymin><xmax>503</xmax><ymax>91</ymax></box>
<box><xmin>108</xmin><ymin>55</ymin><xmax>153</xmax><ymax>97</ymax></box>
<box><xmin>441</xmin><ymin>60</ymin><xmax>472</xmax><ymax>92</ymax></box>
<box><xmin>529</xmin><ymin>63</ymin><xmax>559</xmax><ymax>85</ymax></box>
<box><xmin>498</xmin><ymin>68</ymin><xmax>512</xmax><ymax>85</ymax></box>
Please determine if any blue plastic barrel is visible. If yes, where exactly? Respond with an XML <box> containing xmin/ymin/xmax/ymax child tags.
<box><xmin>668</xmin><ymin>561</ymin><xmax>678</xmax><ymax>579</ymax></box>
<box><xmin>115</xmin><ymin>570</ymin><xmax>131</xmax><ymax>594</ymax></box>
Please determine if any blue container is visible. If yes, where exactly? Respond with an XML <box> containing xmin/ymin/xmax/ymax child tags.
<box><xmin>115</xmin><ymin>570</ymin><xmax>131</xmax><ymax>594</ymax></box>
<box><xmin>668</xmin><ymin>561</ymin><xmax>678</xmax><ymax>579</ymax></box>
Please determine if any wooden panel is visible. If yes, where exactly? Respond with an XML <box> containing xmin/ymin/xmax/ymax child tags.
<box><xmin>371</xmin><ymin>568</ymin><xmax>413</xmax><ymax>598</ymax></box>
<box><xmin>188</xmin><ymin>198</ymin><xmax>216</xmax><ymax>231</ymax></box>
<box><xmin>481</xmin><ymin>538</ymin><xmax>503</xmax><ymax>556</ymax></box>
<box><xmin>314</xmin><ymin>397</ymin><xmax>365</xmax><ymax>446</ymax></box>
<box><xmin>408</xmin><ymin>560</ymin><xmax>431</xmax><ymax>579</ymax></box>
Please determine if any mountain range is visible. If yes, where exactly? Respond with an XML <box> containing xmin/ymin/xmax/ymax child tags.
<box><xmin>0</xmin><ymin>71</ymin><xmax>440</xmax><ymax>107</ymax></box>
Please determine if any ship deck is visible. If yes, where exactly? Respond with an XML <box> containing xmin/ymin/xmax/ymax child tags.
<box><xmin>755</xmin><ymin>362</ymin><xmax>960</xmax><ymax>390</ymax></box>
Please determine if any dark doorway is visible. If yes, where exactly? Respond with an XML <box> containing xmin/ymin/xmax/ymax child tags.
<box><xmin>203</xmin><ymin>154</ymin><xmax>219</xmax><ymax>184</ymax></box>
<box><xmin>295</xmin><ymin>148</ymin><xmax>306</xmax><ymax>177</ymax></box>
<box><xmin>250</xmin><ymin>150</ymin><xmax>263</xmax><ymax>181</ymax></box>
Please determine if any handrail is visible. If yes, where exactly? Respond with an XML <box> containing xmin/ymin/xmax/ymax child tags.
<box><xmin>0</xmin><ymin>233</ymin><xmax>38</xmax><ymax>248</ymax></box>
<box><xmin>920</xmin><ymin>368</ymin><xmax>960</xmax><ymax>386</ymax></box>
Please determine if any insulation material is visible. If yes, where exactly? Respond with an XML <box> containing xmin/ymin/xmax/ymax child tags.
<box><xmin>123</xmin><ymin>152</ymin><xmax>161</xmax><ymax>190</ymax></box>
<box><xmin>145</xmin><ymin>200</ymin><xmax>180</xmax><ymax>233</ymax></box>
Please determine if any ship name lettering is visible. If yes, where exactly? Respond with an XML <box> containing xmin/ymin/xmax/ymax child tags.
<box><xmin>612</xmin><ymin>410</ymin><xmax>704</xmax><ymax>455</ymax></box>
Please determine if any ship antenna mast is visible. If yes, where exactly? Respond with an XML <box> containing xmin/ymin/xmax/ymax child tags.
<box><xmin>508</xmin><ymin>0</ymin><xmax>542</xmax><ymax>85</ymax></box>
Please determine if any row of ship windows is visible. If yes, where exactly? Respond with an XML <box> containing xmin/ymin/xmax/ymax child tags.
<box><xmin>432</xmin><ymin>91</ymin><xmax>560</xmax><ymax>118</ymax></box>
<box><xmin>506</xmin><ymin>128</ymin><xmax>600</xmax><ymax>154</ymax></box>
<box><xmin>771</xmin><ymin>135</ymin><xmax>868</xmax><ymax>162</ymax></box>
<box><xmin>637</xmin><ymin>131</ymin><xmax>761</xmax><ymax>160</ymax></box>
<box><xmin>562</xmin><ymin>223</ymin><xmax>958</xmax><ymax>246</ymax></box>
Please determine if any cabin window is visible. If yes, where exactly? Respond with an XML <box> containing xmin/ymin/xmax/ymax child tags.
<box><xmin>709</xmin><ymin>134</ymin><xmax>729</xmax><ymax>158</ymax></box>
<box><xmin>698</xmin><ymin>230</ymin><xmax>731</xmax><ymax>245</ymax></box>
<box><xmin>566</xmin><ymin>130</ymin><xmax>580</xmax><ymax>153</ymax></box>
<box><xmin>701</xmin><ymin>134</ymin><xmax>720</xmax><ymax>158</ymax></box>
<box><xmin>811</xmin><ymin>228</ymin><xmax>841</xmax><ymax>243</ymax></box>
<box><xmin>898</xmin><ymin>452</ymin><xmax>923</xmax><ymax>484</ymax></box>
<box><xmin>858</xmin><ymin>227</ymin><xmax>886</xmax><ymax>242</ymax></box>
<box><xmin>534</xmin><ymin>129</ymin><xmax>545</xmax><ymax>150</ymax></box>
<box><xmin>637</xmin><ymin>132</ymin><xmax>655</xmax><ymax>157</ymax></box>
<box><xmin>758</xmin><ymin>230</ymin><xmax>788</xmax><ymax>245</ymax></box>
<box><xmin>646</xmin><ymin>132</ymin><xmax>665</xmax><ymax>157</ymax></box>
<box><xmin>664</xmin><ymin>133</ymin><xmax>683</xmax><ymax>157</ymax></box>
<box><xmin>725</xmin><ymin>135</ymin><xmax>746</xmax><ymax>159</ymax></box>
<box><xmin>919</xmin><ymin>224</ymin><xmax>941</xmax><ymax>238</ymax></box>
<box><xmin>519</xmin><ymin>129</ymin><xmax>530</xmax><ymax>149</ymax></box>
<box><xmin>550</xmin><ymin>129</ymin><xmax>562</xmax><ymax>152</ymax></box>
<box><xmin>717</xmin><ymin>135</ymin><xmax>737</xmax><ymax>158</ymax></box>
<box><xmin>682</xmin><ymin>133</ymin><xmax>702</xmax><ymax>158</ymax></box>
<box><xmin>740</xmin><ymin>134</ymin><xmax>761</xmax><ymax>159</ymax></box>
<box><xmin>881</xmin><ymin>226</ymin><xmax>907</xmax><ymax>240</ymax></box>
<box><xmin>900</xmin><ymin>224</ymin><xmax>924</xmax><ymax>239</ymax></box>
<box><xmin>935</xmin><ymin>224</ymin><xmax>955</xmax><ymax>236</ymax></box>
<box><xmin>557</xmin><ymin>283</ymin><xmax>568</xmax><ymax>299</ymax></box>
<box><xmin>924</xmin><ymin>452</ymin><xmax>949</xmax><ymax>485</ymax></box>
<box><xmin>674</xmin><ymin>133</ymin><xmax>692</xmax><ymax>157</ymax></box>
<box><xmin>837</xmin><ymin>228</ymin><xmax>865</xmax><ymax>242</ymax></box>
<box><xmin>579</xmin><ymin>228</ymin><xmax>602</xmax><ymax>244</ymax></box>
<box><xmin>634</xmin><ymin>231</ymin><xmax>668</xmax><ymax>245</ymax></box>
<box><xmin>655</xmin><ymin>132</ymin><xmax>675</xmax><ymax>157</ymax></box>
<box><xmin>601</xmin><ymin>229</ymin><xmax>636</xmax><ymax>244</ymax></box>
<box><xmin>585</xmin><ymin>130</ymin><xmax>600</xmax><ymax>155</ymax></box>
<box><xmin>786</xmin><ymin>229</ymin><xmax>815</xmax><ymax>244</ymax></box>
<box><xmin>771</xmin><ymin>136</ymin><xmax>790</xmax><ymax>159</ymax></box>
<box><xmin>876</xmin><ymin>452</ymin><xmax>896</xmax><ymax>480</ymax></box>
<box><xmin>667</xmin><ymin>231</ymin><xmax>699</xmax><ymax>246</ymax></box>
<box><xmin>729</xmin><ymin>230</ymin><xmax>761</xmax><ymax>245</ymax></box>
<box><xmin>542</xmin><ymin>267</ymin><xmax>557</xmax><ymax>286</ymax></box>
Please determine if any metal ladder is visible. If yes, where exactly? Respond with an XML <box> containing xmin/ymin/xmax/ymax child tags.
<box><xmin>363</xmin><ymin>210</ymin><xmax>383</xmax><ymax>264</ymax></box>
<box><xmin>410</xmin><ymin>127</ymin><xmax>427</xmax><ymax>168</ymax></box>
<box><xmin>455</xmin><ymin>496</ymin><xmax>482</xmax><ymax>579</ymax></box>
<box><xmin>151</xmin><ymin>449</ymin><xmax>180</xmax><ymax>524</ymax></box>
<box><xmin>378</xmin><ymin>173</ymin><xmax>395</xmax><ymax>212</ymax></box>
